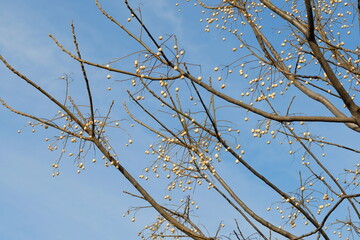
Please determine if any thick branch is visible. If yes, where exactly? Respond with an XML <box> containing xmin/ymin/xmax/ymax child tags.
<box><xmin>92</xmin><ymin>138</ymin><xmax>209</xmax><ymax>240</ymax></box>
<box><xmin>305</xmin><ymin>28</ymin><xmax>360</xmax><ymax>128</ymax></box>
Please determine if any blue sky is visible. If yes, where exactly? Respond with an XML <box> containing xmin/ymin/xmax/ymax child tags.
<box><xmin>1</xmin><ymin>1</ymin><xmax>360</xmax><ymax>239</ymax></box>
<box><xmin>0</xmin><ymin>1</ymin><xmax>227</xmax><ymax>239</ymax></box>
<box><xmin>0</xmin><ymin>1</ymin><xmax>176</xmax><ymax>239</ymax></box>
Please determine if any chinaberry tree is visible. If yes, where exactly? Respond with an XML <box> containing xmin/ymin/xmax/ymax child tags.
<box><xmin>1</xmin><ymin>0</ymin><xmax>360</xmax><ymax>239</ymax></box>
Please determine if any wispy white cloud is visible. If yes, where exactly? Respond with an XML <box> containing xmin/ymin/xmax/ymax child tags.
<box><xmin>0</xmin><ymin>4</ymin><xmax>55</xmax><ymax>66</ymax></box>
